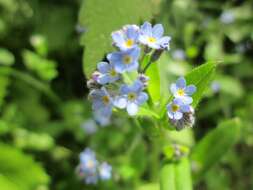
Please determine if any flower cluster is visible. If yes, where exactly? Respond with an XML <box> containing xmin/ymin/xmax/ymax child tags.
<box><xmin>167</xmin><ymin>77</ymin><xmax>197</xmax><ymax>130</ymax></box>
<box><xmin>87</xmin><ymin>22</ymin><xmax>171</xmax><ymax>121</ymax></box>
<box><xmin>77</xmin><ymin>148</ymin><xmax>112</xmax><ymax>185</ymax></box>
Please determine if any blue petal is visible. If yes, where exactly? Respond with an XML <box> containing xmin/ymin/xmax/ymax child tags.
<box><xmin>120</xmin><ymin>85</ymin><xmax>130</xmax><ymax>94</ymax></box>
<box><xmin>126</xmin><ymin>102</ymin><xmax>138</xmax><ymax>116</ymax></box>
<box><xmin>185</xmin><ymin>85</ymin><xmax>196</xmax><ymax>95</ymax></box>
<box><xmin>176</xmin><ymin>77</ymin><xmax>186</xmax><ymax>88</ymax></box>
<box><xmin>113</xmin><ymin>96</ymin><xmax>127</xmax><ymax>109</ymax></box>
<box><xmin>173</xmin><ymin>98</ymin><xmax>184</xmax><ymax>106</ymax></box>
<box><xmin>152</xmin><ymin>24</ymin><xmax>164</xmax><ymax>39</ymax></box>
<box><xmin>170</xmin><ymin>83</ymin><xmax>178</xmax><ymax>94</ymax></box>
<box><xmin>111</xmin><ymin>31</ymin><xmax>125</xmax><ymax>46</ymax></box>
<box><xmin>182</xmin><ymin>96</ymin><xmax>193</xmax><ymax>104</ymax></box>
<box><xmin>137</xmin><ymin>92</ymin><xmax>148</xmax><ymax>105</ymax></box>
<box><xmin>174</xmin><ymin>111</ymin><xmax>183</xmax><ymax>120</ymax></box>
<box><xmin>114</xmin><ymin>61</ymin><xmax>127</xmax><ymax>73</ymax></box>
<box><xmin>97</xmin><ymin>62</ymin><xmax>110</xmax><ymax>73</ymax></box>
<box><xmin>107</xmin><ymin>52</ymin><xmax>122</xmax><ymax>63</ymax></box>
<box><xmin>167</xmin><ymin>112</ymin><xmax>174</xmax><ymax>119</ymax></box>
<box><xmin>131</xmin><ymin>80</ymin><xmax>143</xmax><ymax>92</ymax></box>
<box><xmin>138</xmin><ymin>35</ymin><xmax>149</xmax><ymax>45</ymax></box>
<box><xmin>129</xmin><ymin>47</ymin><xmax>140</xmax><ymax>61</ymax></box>
<box><xmin>124</xmin><ymin>25</ymin><xmax>139</xmax><ymax>40</ymax></box>
<box><xmin>97</xmin><ymin>75</ymin><xmax>111</xmax><ymax>85</ymax></box>
<box><xmin>181</xmin><ymin>104</ymin><xmax>191</xmax><ymax>112</ymax></box>
<box><xmin>140</xmin><ymin>22</ymin><xmax>152</xmax><ymax>36</ymax></box>
<box><xmin>125</xmin><ymin>61</ymin><xmax>139</xmax><ymax>72</ymax></box>
<box><xmin>157</xmin><ymin>36</ymin><xmax>171</xmax><ymax>49</ymax></box>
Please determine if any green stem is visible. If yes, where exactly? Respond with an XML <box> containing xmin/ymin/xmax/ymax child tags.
<box><xmin>142</xmin><ymin>59</ymin><xmax>153</xmax><ymax>73</ymax></box>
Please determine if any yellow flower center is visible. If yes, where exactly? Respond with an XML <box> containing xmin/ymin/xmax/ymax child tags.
<box><xmin>148</xmin><ymin>37</ymin><xmax>156</xmax><ymax>43</ymax></box>
<box><xmin>109</xmin><ymin>69</ymin><xmax>117</xmax><ymax>77</ymax></box>
<box><xmin>123</xmin><ymin>55</ymin><xmax>132</xmax><ymax>64</ymax></box>
<box><xmin>102</xmin><ymin>95</ymin><xmax>110</xmax><ymax>105</ymax></box>
<box><xmin>125</xmin><ymin>39</ymin><xmax>134</xmax><ymax>47</ymax></box>
<box><xmin>172</xmin><ymin>104</ymin><xmax>179</xmax><ymax>112</ymax></box>
<box><xmin>128</xmin><ymin>92</ymin><xmax>136</xmax><ymax>101</ymax></box>
<box><xmin>177</xmin><ymin>89</ymin><xmax>185</xmax><ymax>96</ymax></box>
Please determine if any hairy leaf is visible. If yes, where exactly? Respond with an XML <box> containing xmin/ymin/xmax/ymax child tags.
<box><xmin>78</xmin><ymin>0</ymin><xmax>160</xmax><ymax>76</ymax></box>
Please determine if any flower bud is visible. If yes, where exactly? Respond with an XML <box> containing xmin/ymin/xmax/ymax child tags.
<box><xmin>87</xmin><ymin>71</ymin><xmax>101</xmax><ymax>89</ymax></box>
<box><xmin>170</xmin><ymin>106</ymin><xmax>195</xmax><ymax>131</ymax></box>
<box><xmin>138</xmin><ymin>74</ymin><xmax>149</xmax><ymax>88</ymax></box>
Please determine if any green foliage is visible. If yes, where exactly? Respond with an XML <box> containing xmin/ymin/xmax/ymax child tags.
<box><xmin>185</xmin><ymin>62</ymin><xmax>217</xmax><ymax>108</ymax></box>
<box><xmin>146</xmin><ymin>58</ymin><xmax>161</xmax><ymax>104</ymax></box>
<box><xmin>22</xmin><ymin>50</ymin><xmax>58</xmax><ymax>81</ymax></box>
<box><xmin>0</xmin><ymin>48</ymin><xmax>15</xmax><ymax>66</ymax></box>
<box><xmin>78</xmin><ymin>0</ymin><xmax>160</xmax><ymax>76</ymax></box>
<box><xmin>191</xmin><ymin>118</ymin><xmax>241</xmax><ymax>181</ymax></box>
<box><xmin>160</xmin><ymin>158</ymin><xmax>192</xmax><ymax>190</ymax></box>
<box><xmin>0</xmin><ymin>143</ymin><xmax>49</xmax><ymax>190</ymax></box>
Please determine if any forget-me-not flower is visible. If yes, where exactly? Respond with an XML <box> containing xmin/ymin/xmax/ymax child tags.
<box><xmin>139</xmin><ymin>22</ymin><xmax>171</xmax><ymax>49</ymax></box>
<box><xmin>89</xmin><ymin>87</ymin><xmax>113</xmax><ymax>117</ymax></box>
<box><xmin>114</xmin><ymin>80</ymin><xmax>148</xmax><ymax>116</ymax></box>
<box><xmin>97</xmin><ymin>62</ymin><xmax>120</xmax><ymax>84</ymax></box>
<box><xmin>79</xmin><ymin>148</ymin><xmax>99</xmax><ymax>184</ymax></box>
<box><xmin>170</xmin><ymin>77</ymin><xmax>196</xmax><ymax>104</ymax></box>
<box><xmin>81</xmin><ymin>119</ymin><xmax>98</xmax><ymax>135</ymax></box>
<box><xmin>107</xmin><ymin>47</ymin><xmax>140</xmax><ymax>73</ymax></box>
<box><xmin>220</xmin><ymin>11</ymin><xmax>235</xmax><ymax>24</ymax></box>
<box><xmin>112</xmin><ymin>25</ymin><xmax>140</xmax><ymax>51</ymax></box>
<box><xmin>93</xmin><ymin>110</ymin><xmax>111</xmax><ymax>127</ymax></box>
<box><xmin>167</xmin><ymin>98</ymin><xmax>191</xmax><ymax>120</ymax></box>
<box><xmin>99</xmin><ymin>162</ymin><xmax>112</xmax><ymax>180</ymax></box>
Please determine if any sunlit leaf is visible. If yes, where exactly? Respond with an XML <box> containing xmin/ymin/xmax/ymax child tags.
<box><xmin>78</xmin><ymin>0</ymin><xmax>160</xmax><ymax>76</ymax></box>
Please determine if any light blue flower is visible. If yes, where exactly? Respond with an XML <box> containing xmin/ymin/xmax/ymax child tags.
<box><xmin>211</xmin><ymin>81</ymin><xmax>220</xmax><ymax>93</ymax></box>
<box><xmin>79</xmin><ymin>148</ymin><xmax>99</xmax><ymax>184</ymax></box>
<box><xmin>93</xmin><ymin>110</ymin><xmax>111</xmax><ymax>127</ymax></box>
<box><xmin>112</xmin><ymin>25</ymin><xmax>140</xmax><ymax>51</ymax></box>
<box><xmin>99</xmin><ymin>162</ymin><xmax>112</xmax><ymax>181</ymax></box>
<box><xmin>220</xmin><ymin>11</ymin><xmax>234</xmax><ymax>24</ymax></box>
<box><xmin>114</xmin><ymin>80</ymin><xmax>148</xmax><ymax>116</ymax></box>
<box><xmin>107</xmin><ymin>47</ymin><xmax>140</xmax><ymax>73</ymax></box>
<box><xmin>97</xmin><ymin>62</ymin><xmax>120</xmax><ymax>84</ymax></box>
<box><xmin>170</xmin><ymin>77</ymin><xmax>196</xmax><ymax>104</ymax></box>
<box><xmin>81</xmin><ymin>119</ymin><xmax>98</xmax><ymax>135</ymax></box>
<box><xmin>172</xmin><ymin>49</ymin><xmax>186</xmax><ymax>61</ymax></box>
<box><xmin>139</xmin><ymin>22</ymin><xmax>171</xmax><ymax>49</ymax></box>
<box><xmin>89</xmin><ymin>87</ymin><xmax>113</xmax><ymax>117</ymax></box>
<box><xmin>167</xmin><ymin>98</ymin><xmax>191</xmax><ymax>120</ymax></box>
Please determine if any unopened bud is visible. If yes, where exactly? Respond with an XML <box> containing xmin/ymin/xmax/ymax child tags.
<box><xmin>170</xmin><ymin>107</ymin><xmax>195</xmax><ymax>131</ymax></box>
<box><xmin>138</xmin><ymin>74</ymin><xmax>149</xmax><ymax>88</ymax></box>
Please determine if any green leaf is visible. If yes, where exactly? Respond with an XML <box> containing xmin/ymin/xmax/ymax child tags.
<box><xmin>0</xmin><ymin>175</ymin><xmax>19</xmax><ymax>190</ymax></box>
<box><xmin>0</xmin><ymin>143</ymin><xmax>50</xmax><ymax>190</ymax></box>
<box><xmin>185</xmin><ymin>62</ymin><xmax>217</xmax><ymax>107</ymax></box>
<box><xmin>0</xmin><ymin>48</ymin><xmax>15</xmax><ymax>66</ymax></box>
<box><xmin>190</xmin><ymin>118</ymin><xmax>241</xmax><ymax>182</ymax></box>
<box><xmin>78</xmin><ymin>0</ymin><xmax>160</xmax><ymax>76</ymax></box>
<box><xmin>22</xmin><ymin>50</ymin><xmax>58</xmax><ymax>81</ymax></box>
<box><xmin>137</xmin><ymin>183</ymin><xmax>159</xmax><ymax>190</ymax></box>
<box><xmin>146</xmin><ymin>61</ymin><xmax>161</xmax><ymax>104</ymax></box>
<box><xmin>160</xmin><ymin>157</ymin><xmax>193</xmax><ymax>190</ymax></box>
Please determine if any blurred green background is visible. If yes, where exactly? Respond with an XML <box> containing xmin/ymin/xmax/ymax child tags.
<box><xmin>0</xmin><ymin>0</ymin><xmax>252</xmax><ymax>189</ymax></box>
